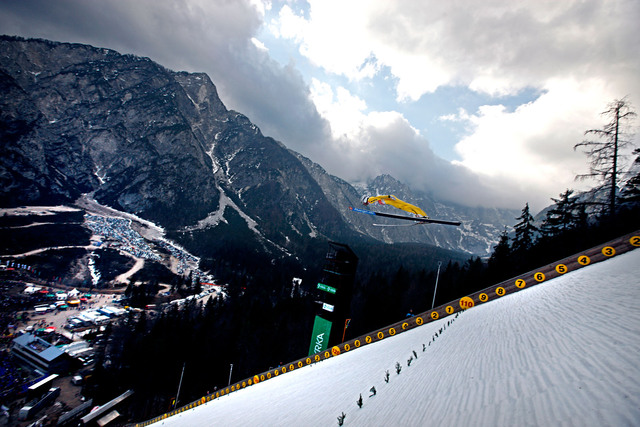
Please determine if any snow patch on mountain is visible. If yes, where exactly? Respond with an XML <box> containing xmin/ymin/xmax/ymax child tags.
<box><xmin>181</xmin><ymin>184</ymin><xmax>259</xmax><ymax>235</ymax></box>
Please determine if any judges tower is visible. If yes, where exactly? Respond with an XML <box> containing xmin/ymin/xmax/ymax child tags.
<box><xmin>308</xmin><ymin>242</ymin><xmax>358</xmax><ymax>356</ymax></box>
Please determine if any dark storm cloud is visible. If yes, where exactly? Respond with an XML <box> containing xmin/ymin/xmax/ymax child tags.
<box><xmin>312</xmin><ymin>112</ymin><xmax>522</xmax><ymax>208</ymax></box>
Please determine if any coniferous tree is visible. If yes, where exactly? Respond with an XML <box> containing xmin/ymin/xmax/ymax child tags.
<box><xmin>619</xmin><ymin>148</ymin><xmax>640</xmax><ymax>206</ymax></box>
<box><xmin>574</xmin><ymin>202</ymin><xmax>589</xmax><ymax>230</ymax></box>
<box><xmin>512</xmin><ymin>203</ymin><xmax>539</xmax><ymax>254</ymax></box>
<box><xmin>541</xmin><ymin>189</ymin><xmax>578</xmax><ymax>238</ymax></box>
<box><xmin>488</xmin><ymin>227</ymin><xmax>511</xmax><ymax>273</ymax></box>
<box><xmin>463</xmin><ymin>257</ymin><xmax>486</xmax><ymax>289</ymax></box>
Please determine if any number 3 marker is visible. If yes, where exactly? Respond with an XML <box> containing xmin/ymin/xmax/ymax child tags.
<box><xmin>602</xmin><ymin>246</ymin><xmax>615</xmax><ymax>257</ymax></box>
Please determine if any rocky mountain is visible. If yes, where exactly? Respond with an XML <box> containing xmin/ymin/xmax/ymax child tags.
<box><xmin>0</xmin><ymin>35</ymin><xmax>515</xmax><ymax>268</ymax></box>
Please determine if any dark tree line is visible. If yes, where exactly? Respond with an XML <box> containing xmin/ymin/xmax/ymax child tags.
<box><xmin>85</xmin><ymin>262</ymin><xmax>317</xmax><ymax>421</ymax></box>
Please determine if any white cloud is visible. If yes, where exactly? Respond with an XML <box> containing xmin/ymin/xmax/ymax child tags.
<box><xmin>309</xmin><ymin>79</ymin><xmax>367</xmax><ymax>140</ymax></box>
<box><xmin>274</xmin><ymin>2</ymin><xmax>379</xmax><ymax>81</ymax></box>
<box><xmin>272</xmin><ymin>0</ymin><xmax>639</xmax><ymax>100</ymax></box>
<box><xmin>268</xmin><ymin>0</ymin><xmax>639</xmax><ymax>209</ymax></box>
<box><xmin>304</xmin><ymin>84</ymin><xmax>521</xmax><ymax>208</ymax></box>
<box><xmin>451</xmin><ymin>78</ymin><xmax>615</xmax><ymax>208</ymax></box>
<box><xmin>251</xmin><ymin>37</ymin><xmax>268</xmax><ymax>51</ymax></box>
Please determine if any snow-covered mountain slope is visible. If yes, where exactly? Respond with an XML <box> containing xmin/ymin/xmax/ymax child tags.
<box><xmin>154</xmin><ymin>248</ymin><xmax>640</xmax><ymax>427</ymax></box>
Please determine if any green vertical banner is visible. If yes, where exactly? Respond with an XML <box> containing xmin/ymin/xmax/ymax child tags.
<box><xmin>308</xmin><ymin>315</ymin><xmax>333</xmax><ymax>356</ymax></box>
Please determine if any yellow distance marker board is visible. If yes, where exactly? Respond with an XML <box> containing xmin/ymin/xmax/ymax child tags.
<box><xmin>459</xmin><ymin>296</ymin><xmax>474</xmax><ymax>309</ymax></box>
<box><xmin>578</xmin><ymin>255</ymin><xmax>591</xmax><ymax>266</ymax></box>
<box><xmin>602</xmin><ymin>246</ymin><xmax>616</xmax><ymax>257</ymax></box>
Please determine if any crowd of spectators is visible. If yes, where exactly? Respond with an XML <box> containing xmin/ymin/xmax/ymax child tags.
<box><xmin>84</xmin><ymin>214</ymin><xmax>161</xmax><ymax>262</ymax></box>
<box><xmin>0</xmin><ymin>278</ymin><xmax>53</xmax><ymax>337</ymax></box>
<box><xmin>85</xmin><ymin>213</ymin><xmax>209</xmax><ymax>280</ymax></box>
<box><xmin>157</xmin><ymin>240</ymin><xmax>199</xmax><ymax>275</ymax></box>
<box><xmin>0</xmin><ymin>350</ymin><xmax>21</xmax><ymax>401</ymax></box>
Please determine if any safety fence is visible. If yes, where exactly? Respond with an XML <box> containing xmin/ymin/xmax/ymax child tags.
<box><xmin>136</xmin><ymin>230</ymin><xmax>640</xmax><ymax>426</ymax></box>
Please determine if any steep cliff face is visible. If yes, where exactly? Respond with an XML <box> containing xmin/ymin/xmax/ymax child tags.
<box><xmin>0</xmin><ymin>36</ymin><xmax>354</xmax><ymax>257</ymax></box>
<box><xmin>0</xmin><ymin>37</ymin><xmax>221</xmax><ymax>228</ymax></box>
<box><xmin>0</xmin><ymin>36</ymin><xmax>515</xmax><ymax>258</ymax></box>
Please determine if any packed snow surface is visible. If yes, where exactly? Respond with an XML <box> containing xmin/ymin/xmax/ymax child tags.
<box><xmin>159</xmin><ymin>249</ymin><xmax>640</xmax><ymax>426</ymax></box>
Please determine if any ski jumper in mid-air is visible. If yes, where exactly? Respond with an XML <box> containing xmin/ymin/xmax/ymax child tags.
<box><xmin>350</xmin><ymin>194</ymin><xmax>461</xmax><ymax>226</ymax></box>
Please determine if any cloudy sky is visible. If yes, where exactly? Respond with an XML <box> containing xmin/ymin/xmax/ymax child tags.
<box><xmin>1</xmin><ymin>0</ymin><xmax>638</xmax><ymax>211</ymax></box>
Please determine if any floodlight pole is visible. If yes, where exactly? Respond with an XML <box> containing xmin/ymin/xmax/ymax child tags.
<box><xmin>228</xmin><ymin>363</ymin><xmax>234</xmax><ymax>386</ymax></box>
<box><xmin>174</xmin><ymin>362</ymin><xmax>185</xmax><ymax>409</ymax></box>
<box><xmin>431</xmin><ymin>261</ymin><xmax>442</xmax><ymax>310</ymax></box>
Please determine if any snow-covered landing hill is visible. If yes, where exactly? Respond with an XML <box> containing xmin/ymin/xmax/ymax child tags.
<box><xmin>156</xmin><ymin>249</ymin><xmax>640</xmax><ymax>426</ymax></box>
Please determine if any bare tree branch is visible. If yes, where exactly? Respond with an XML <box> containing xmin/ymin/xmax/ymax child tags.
<box><xmin>573</xmin><ymin>97</ymin><xmax>637</xmax><ymax>217</ymax></box>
